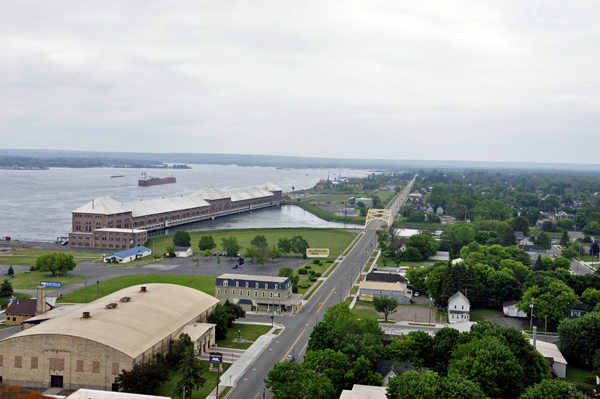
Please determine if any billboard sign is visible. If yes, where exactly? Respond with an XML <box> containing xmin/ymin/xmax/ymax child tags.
<box><xmin>306</xmin><ymin>248</ymin><xmax>329</xmax><ymax>258</ymax></box>
<box><xmin>40</xmin><ymin>281</ymin><xmax>62</xmax><ymax>288</ymax></box>
<box><xmin>209</xmin><ymin>352</ymin><xmax>223</xmax><ymax>363</ymax></box>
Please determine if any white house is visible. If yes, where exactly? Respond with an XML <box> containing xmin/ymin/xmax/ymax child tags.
<box><xmin>502</xmin><ymin>300</ymin><xmax>528</xmax><ymax>318</ymax></box>
<box><xmin>448</xmin><ymin>291</ymin><xmax>470</xmax><ymax>324</ymax></box>
<box><xmin>436</xmin><ymin>206</ymin><xmax>444</xmax><ymax>216</ymax></box>
<box><xmin>105</xmin><ymin>246</ymin><xmax>151</xmax><ymax>264</ymax></box>
<box><xmin>530</xmin><ymin>339</ymin><xmax>568</xmax><ymax>378</ymax></box>
<box><xmin>175</xmin><ymin>246</ymin><xmax>194</xmax><ymax>257</ymax></box>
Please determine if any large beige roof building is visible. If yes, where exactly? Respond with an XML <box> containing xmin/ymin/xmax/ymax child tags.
<box><xmin>0</xmin><ymin>284</ymin><xmax>219</xmax><ymax>391</ymax></box>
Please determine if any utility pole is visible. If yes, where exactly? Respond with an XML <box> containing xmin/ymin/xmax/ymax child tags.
<box><xmin>529</xmin><ymin>298</ymin><xmax>535</xmax><ymax>332</ymax></box>
<box><xmin>544</xmin><ymin>315</ymin><xmax>548</xmax><ymax>341</ymax></box>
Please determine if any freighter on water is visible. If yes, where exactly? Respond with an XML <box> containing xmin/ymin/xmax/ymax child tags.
<box><xmin>138</xmin><ymin>172</ymin><xmax>176</xmax><ymax>186</ymax></box>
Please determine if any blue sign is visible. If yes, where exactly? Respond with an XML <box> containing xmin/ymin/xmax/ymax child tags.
<box><xmin>210</xmin><ymin>356</ymin><xmax>222</xmax><ymax>362</ymax></box>
<box><xmin>40</xmin><ymin>281</ymin><xmax>62</xmax><ymax>288</ymax></box>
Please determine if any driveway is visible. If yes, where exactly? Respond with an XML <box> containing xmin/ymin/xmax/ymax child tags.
<box><xmin>389</xmin><ymin>305</ymin><xmax>435</xmax><ymax>324</ymax></box>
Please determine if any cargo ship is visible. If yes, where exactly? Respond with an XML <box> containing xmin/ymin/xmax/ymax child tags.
<box><xmin>138</xmin><ymin>172</ymin><xmax>177</xmax><ymax>186</ymax></box>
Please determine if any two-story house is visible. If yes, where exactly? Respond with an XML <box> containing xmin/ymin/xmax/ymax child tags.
<box><xmin>215</xmin><ymin>274</ymin><xmax>302</xmax><ymax>313</ymax></box>
<box><xmin>448</xmin><ymin>291</ymin><xmax>470</xmax><ymax>324</ymax></box>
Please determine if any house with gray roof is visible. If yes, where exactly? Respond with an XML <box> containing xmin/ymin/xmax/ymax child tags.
<box><xmin>448</xmin><ymin>291</ymin><xmax>470</xmax><ymax>324</ymax></box>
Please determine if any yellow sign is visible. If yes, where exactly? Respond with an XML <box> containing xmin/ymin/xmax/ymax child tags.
<box><xmin>298</xmin><ymin>305</ymin><xmax>302</xmax><ymax>310</ymax></box>
<box><xmin>359</xmin><ymin>292</ymin><xmax>374</xmax><ymax>302</ymax></box>
<box><xmin>306</xmin><ymin>248</ymin><xmax>329</xmax><ymax>257</ymax></box>
<box><xmin>319</xmin><ymin>302</ymin><xmax>323</xmax><ymax>306</ymax></box>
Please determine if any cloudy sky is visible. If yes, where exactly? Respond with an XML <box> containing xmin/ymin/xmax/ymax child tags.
<box><xmin>1</xmin><ymin>1</ymin><xmax>599</xmax><ymax>163</ymax></box>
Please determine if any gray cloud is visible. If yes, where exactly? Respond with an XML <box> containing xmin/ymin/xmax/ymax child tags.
<box><xmin>1</xmin><ymin>1</ymin><xmax>599</xmax><ymax>163</ymax></box>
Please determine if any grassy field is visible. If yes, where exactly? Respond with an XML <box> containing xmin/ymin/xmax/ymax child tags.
<box><xmin>153</xmin><ymin>361</ymin><xmax>231</xmax><ymax>399</ymax></box>
<box><xmin>0</xmin><ymin>293</ymin><xmax>31</xmax><ymax>309</ymax></box>
<box><xmin>217</xmin><ymin>323</ymin><xmax>272</xmax><ymax>350</ymax></box>
<box><xmin>6</xmin><ymin>271</ymin><xmax>91</xmax><ymax>290</ymax></box>
<box><xmin>352</xmin><ymin>301</ymin><xmax>380</xmax><ymax>319</ymax></box>
<box><xmin>0</xmin><ymin>249</ymin><xmax>101</xmax><ymax>267</ymax></box>
<box><xmin>57</xmin><ymin>275</ymin><xmax>217</xmax><ymax>303</ymax></box>
<box><xmin>580</xmin><ymin>255</ymin><xmax>599</xmax><ymax>263</ymax></box>
<box><xmin>565</xmin><ymin>363</ymin><xmax>593</xmax><ymax>385</ymax></box>
<box><xmin>146</xmin><ymin>228</ymin><xmax>358</xmax><ymax>257</ymax></box>
<box><xmin>469</xmin><ymin>308</ymin><xmax>504</xmax><ymax>323</ymax></box>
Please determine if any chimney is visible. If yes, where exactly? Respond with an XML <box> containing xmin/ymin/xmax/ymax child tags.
<box><xmin>83</xmin><ymin>312</ymin><xmax>91</xmax><ymax>318</ymax></box>
<box><xmin>36</xmin><ymin>285</ymin><xmax>47</xmax><ymax>314</ymax></box>
<box><xmin>533</xmin><ymin>326</ymin><xmax>537</xmax><ymax>347</ymax></box>
<box><xmin>141</xmin><ymin>286</ymin><xmax>147</xmax><ymax>293</ymax></box>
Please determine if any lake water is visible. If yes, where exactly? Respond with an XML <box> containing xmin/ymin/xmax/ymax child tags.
<box><xmin>0</xmin><ymin>164</ymin><xmax>368</xmax><ymax>241</ymax></box>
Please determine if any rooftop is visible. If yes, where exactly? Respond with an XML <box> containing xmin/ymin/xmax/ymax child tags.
<box><xmin>339</xmin><ymin>385</ymin><xmax>387</xmax><ymax>399</ymax></box>
<box><xmin>3</xmin><ymin>284</ymin><xmax>219</xmax><ymax>359</ymax></box>
<box><xmin>530</xmin><ymin>339</ymin><xmax>567</xmax><ymax>365</ymax></box>
<box><xmin>359</xmin><ymin>281</ymin><xmax>406</xmax><ymax>291</ymax></box>
<box><xmin>65</xmin><ymin>389</ymin><xmax>169</xmax><ymax>399</ymax></box>
<box><xmin>217</xmin><ymin>274</ymin><xmax>289</xmax><ymax>283</ymax></box>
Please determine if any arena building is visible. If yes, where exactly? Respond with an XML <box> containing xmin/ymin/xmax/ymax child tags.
<box><xmin>68</xmin><ymin>183</ymin><xmax>282</xmax><ymax>249</ymax></box>
<box><xmin>0</xmin><ymin>283</ymin><xmax>219</xmax><ymax>390</ymax></box>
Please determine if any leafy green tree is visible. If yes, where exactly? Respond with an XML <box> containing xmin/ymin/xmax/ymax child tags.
<box><xmin>277</xmin><ymin>237</ymin><xmax>292</xmax><ymax>257</ymax></box>
<box><xmin>448</xmin><ymin>336</ymin><xmax>524</xmax><ymax>398</ymax></box>
<box><xmin>167</xmin><ymin>333</ymin><xmax>193</xmax><ymax>367</ymax></box>
<box><xmin>264</xmin><ymin>362</ymin><xmax>337</xmax><ymax>399</ymax></box>
<box><xmin>560</xmin><ymin>230</ymin><xmax>570</xmax><ymax>246</ymax></box>
<box><xmin>303</xmin><ymin>349</ymin><xmax>352</xmax><ymax>394</ymax></box>
<box><xmin>558</xmin><ymin>311</ymin><xmax>600</xmax><ymax>366</ymax></box>
<box><xmin>486</xmin><ymin>271</ymin><xmax>523</xmax><ymax>307</ymax></box>
<box><xmin>223</xmin><ymin>299</ymin><xmax>246</xmax><ymax>327</ymax></box>
<box><xmin>207</xmin><ymin>303</ymin><xmax>235</xmax><ymax>339</ymax></box>
<box><xmin>0</xmin><ymin>278</ymin><xmax>13</xmax><ymax>297</ymax></box>
<box><xmin>7</xmin><ymin>265</ymin><xmax>14</xmax><ymax>276</ymax></box>
<box><xmin>34</xmin><ymin>252</ymin><xmax>76</xmax><ymax>276</ymax></box>
<box><xmin>560</xmin><ymin>247</ymin><xmax>578</xmax><ymax>260</ymax></box>
<box><xmin>255</xmin><ymin>243</ymin><xmax>270</xmax><ymax>268</ymax></box>
<box><xmin>518</xmin><ymin>379</ymin><xmax>585</xmax><ymax>399</ymax></box>
<box><xmin>221</xmin><ymin>236</ymin><xmax>240</xmax><ymax>259</ymax></box>
<box><xmin>202</xmin><ymin>248</ymin><xmax>212</xmax><ymax>258</ymax></box>
<box><xmin>429</xmin><ymin>327</ymin><xmax>460</xmax><ymax>374</ymax></box>
<box><xmin>216</xmin><ymin>255</ymin><xmax>221</xmax><ymax>265</ymax></box>
<box><xmin>541</xmin><ymin>221</ymin><xmax>556</xmax><ymax>232</ymax></box>
<box><xmin>534</xmin><ymin>231</ymin><xmax>552</xmax><ymax>250</ymax></box>
<box><xmin>518</xmin><ymin>279</ymin><xmax>579</xmax><ymax>326</ymax></box>
<box><xmin>290</xmin><ymin>236</ymin><xmax>310</xmax><ymax>259</ymax></box>
<box><xmin>115</xmin><ymin>353</ymin><xmax>170</xmax><ymax>394</ymax></box>
<box><xmin>553</xmin><ymin>256</ymin><xmax>571</xmax><ymax>271</ymax></box>
<box><xmin>386</xmin><ymin>370</ymin><xmax>486</xmax><ymax>399</ymax></box>
<box><xmin>279</xmin><ymin>267</ymin><xmax>299</xmax><ymax>293</ymax></box>
<box><xmin>173</xmin><ymin>231</ymin><xmax>191</xmax><ymax>247</ymax></box>
<box><xmin>198</xmin><ymin>235</ymin><xmax>216</xmax><ymax>251</ymax></box>
<box><xmin>498</xmin><ymin>259</ymin><xmax>530</xmax><ymax>283</ymax></box>
<box><xmin>501</xmin><ymin>227</ymin><xmax>517</xmax><ymax>247</ymax></box>
<box><xmin>406</xmin><ymin>268</ymin><xmax>429</xmax><ymax>293</ymax></box>
<box><xmin>269</xmin><ymin>244</ymin><xmax>282</xmax><ymax>262</ymax></box>
<box><xmin>581</xmin><ymin>288</ymin><xmax>600</xmax><ymax>311</ymax></box>
<box><xmin>403</xmin><ymin>247</ymin><xmax>423</xmax><ymax>262</ymax></box>
<box><xmin>172</xmin><ymin>346</ymin><xmax>206</xmax><ymax>399</ymax></box>
<box><xmin>384</xmin><ymin>331</ymin><xmax>433</xmax><ymax>367</ymax></box>
<box><xmin>250</xmin><ymin>235</ymin><xmax>268</xmax><ymax>248</ymax></box>
<box><xmin>373</xmin><ymin>296</ymin><xmax>398</xmax><ymax>322</ymax></box>
<box><xmin>512</xmin><ymin>216</ymin><xmax>531</xmax><ymax>236</ymax></box>
<box><xmin>406</xmin><ymin>234</ymin><xmax>440</xmax><ymax>260</ymax></box>
<box><xmin>166</xmin><ymin>243</ymin><xmax>176</xmax><ymax>257</ymax></box>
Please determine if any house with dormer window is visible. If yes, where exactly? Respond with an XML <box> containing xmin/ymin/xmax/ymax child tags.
<box><xmin>448</xmin><ymin>291</ymin><xmax>470</xmax><ymax>324</ymax></box>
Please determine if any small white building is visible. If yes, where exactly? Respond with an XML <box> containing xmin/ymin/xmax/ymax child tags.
<box><xmin>105</xmin><ymin>246</ymin><xmax>151</xmax><ymax>264</ymax></box>
<box><xmin>355</xmin><ymin>197</ymin><xmax>373</xmax><ymax>207</ymax></box>
<box><xmin>174</xmin><ymin>246</ymin><xmax>194</xmax><ymax>257</ymax></box>
<box><xmin>448</xmin><ymin>291</ymin><xmax>470</xmax><ymax>324</ymax></box>
<box><xmin>530</xmin><ymin>339</ymin><xmax>568</xmax><ymax>378</ymax></box>
<box><xmin>502</xmin><ymin>300</ymin><xmax>528</xmax><ymax>318</ymax></box>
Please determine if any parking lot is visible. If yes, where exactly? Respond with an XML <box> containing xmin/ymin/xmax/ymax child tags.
<box><xmin>389</xmin><ymin>304</ymin><xmax>436</xmax><ymax>324</ymax></box>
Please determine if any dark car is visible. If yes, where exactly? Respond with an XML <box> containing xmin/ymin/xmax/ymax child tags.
<box><xmin>232</xmin><ymin>264</ymin><xmax>238</xmax><ymax>269</ymax></box>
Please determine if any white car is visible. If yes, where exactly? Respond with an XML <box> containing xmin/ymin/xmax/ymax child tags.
<box><xmin>414</xmin><ymin>292</ymin><xmax>420</xmax><ymax>297</ymax></box>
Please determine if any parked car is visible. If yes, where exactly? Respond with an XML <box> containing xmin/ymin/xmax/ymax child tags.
<box><xmin>414</xmin><ymin>292</ymin><xmax>420</xmax><ymax>297</ymax></box>
<box><xmin>232</xmin><ymin>264</ymin><xmax>238</xmax><ymax>269</ymax></box>
<box><xmin>285</xmin><ymin>354</ymin><xmax>295</xmax><ymax>362</ymax></box>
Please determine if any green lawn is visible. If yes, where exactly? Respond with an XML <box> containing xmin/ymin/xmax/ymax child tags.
<box><xmin>292</xmin><ymin>261</ymin><xmax>331</xmax><ymax>278</ymax></box>
<box><xmin>565</xmin><ymin>363</ymin><xmax>593</xmax><ymax>385</ymax></box>
<box><xmin>216</xmin><ymin>323</ymin><xmax>272</xmax><ymax>350</ymax></box>
<box><xmin>0</xmin><ymin>293</ymin><xmax>31</xmax><ymax>309</ymax></box>
<box><xmin>0</xmin><ymin>249</ymin><xmax>101</xmax><ymax>267</ymax></box>
<box><xmin>580</xmin><ymin>255</ymin><xmax>599</xmax><ymax>263</ymax></box>
<box><xmin>469</xmin><ymin>308</ymin><xmax>504</xmax><ymax>323</ymax></box>
<box><xmin>153</xmin><ymin>361</ymin><xmax>231</xmax><ymax>399</ymax></box>
<box><xmin>146</xmin><ymin>228</ymin><xmax>358</xmax><ymax>257</ymax></box>
<box><xmin>352</xmin><ymin>301</ymin><xmax>381</xmax><ymax>319</ymax></box>
<box><xmin>6</xmin><ymin>271</ymin><xmax>91</xmax><ymax>290</ymax></box>
<box><xmin>57</xmin><ymin>275</ymin><xmax>216</xmax><ymax>303</ymax></box>
<box><xmin>287</xmin><ymin>201</ymin><xmax>366</xmax><ymax>224</ymax></box>
<box><xmin>375</xmin><ymin>257</ymin><xmax>431</xmax><ymax>267</ymax></box>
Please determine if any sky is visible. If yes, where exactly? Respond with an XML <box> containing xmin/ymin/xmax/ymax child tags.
<box><xmin>1</xmin><ymin>1</ymin><xmax>599</xmax><ymax>164</ymax></box>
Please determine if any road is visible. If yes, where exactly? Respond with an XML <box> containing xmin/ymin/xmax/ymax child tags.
<box><xmin>227</xmin><ymin>178</ymin><xmax>415</xmax><ymax>399</ymax></box>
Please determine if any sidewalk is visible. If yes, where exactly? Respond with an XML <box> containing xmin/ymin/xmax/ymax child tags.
<box><xmin>205</xmin><ymin>323</ymin><xmax>284</xmax><ymax>399</ymax></box>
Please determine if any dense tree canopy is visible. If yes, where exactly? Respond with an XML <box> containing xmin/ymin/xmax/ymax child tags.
<box><xmin>34</xmin><ymin>252</ymin><xmax>76</xmax><ymax>276</ymax></box>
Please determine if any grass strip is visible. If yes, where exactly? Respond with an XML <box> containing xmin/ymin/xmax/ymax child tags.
<box><xmin>216</xmin><ymin>323</ymin><xmax>272</xmax><ymax>350</ymax></box>
<box><xmin>153</xmin><ymin>361</ymin><xmax>231</xmax><ymax>399</ymax></box>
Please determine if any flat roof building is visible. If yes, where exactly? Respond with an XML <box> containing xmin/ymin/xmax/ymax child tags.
<box><xmin>0</xmin><ymin>283</ymin><xmax>219</xmax><ymax>390</ymax></box>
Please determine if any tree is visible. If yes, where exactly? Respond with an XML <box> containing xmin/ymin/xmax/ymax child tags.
<box><xmin>269</xmin><ymin>243</ymin><xmax>282</xmax><ymax>262</ymax></box>
<box><xmin>250</xmin><ymin>235</ymin><xmax>268</xmax><ymax>248</ymax></box>
<box><xmin>223</xmin><ymin>299</ymin><xmax>246</xmax><ymax>327</ymax></box>
<box><xmin>518</xmin><ymin>379</ymin><xmax>585</xmax><ymax>399</ymax></box>
<box><xmin>34</xmin><ymin>252</ymin><xmax>76</xmax><ymax>276</ymax></box>
<box><xmin>554</xmin><ymin>256</ymin><xmax>571</xmax><ymax>271</ymax></box>
<box><xmin>580</xmin><ymin>288</ymin><xmax>600</xmax><ymax>311</ymax></box>
<box><xmin>532</xmin><ymin>255</ymin><xmax>544</xmax><ymax>272</ymax></box>
<box><xmin>512</xmin><ymin>216</ymin><xmax>531</xmax><ymax>236</ymax></box>
<box><xmin>279</xmin><ymin>267</ymin><xmax>299</xmax><ymax>293</ymax></box>
<box><xmin>383</xmin><ymin>331</ymin><xmax>433</xmax><ymax>367</ymax></box>
<box><xmin>541</xmin><ymin>221</ymin><xmax>557</xmax><ymax>232</ymax></box>
<box><xmin>166</xmin><ymin>243</ymin><xmax>176</xmax><ymax>257</ymax></box>
<box><xmin>7</xmin><ymin>266</ymin><xmax>14</xmax><ymax>276</ymax></box>
<box><xmin>221</xmin><ymin>236</ymin><xmax>240</xmax><ymax>259</ymax></box>
<box><xmin>198</xmin><ymin>235</ymin><xmax>216</xmax><ymax>251</ymax></box>
<box><xmin>429</xmin><ymin>327</ymin><xmax>460</xmax><ymax>374</ymax></box>
<box><xmin>202</xmin><ymin>248</ymin><xmax>212</xmax><ymax>258</ymax></box>
<box><xmin>561</xmin><ymin>247</ymin><xmax>578</xmax><ymax>260</ymax></box>
<box><xmin>173</xmin><ymin>231</ymin><xmax>191</xmax><ymax>247</ymax></box>
<box><xmin>278</xmin><ymin>237</ymin><xmax>292</xmax><ymax>257</ymax></box>
<box><xmin>591</xmin><ymin>242</ymin><xmax>600</xmax><ymax>257</ymax></box>
<box><xmin>393</xmin><ymin>250</ymin><xmax>403</xmax><ymax>266</ymax></box>
<box><xmin>115</xmin><ymin>353</ymin><xmax>170</xmax><ymax>394</ymax></box>
<box><xmin>373</xmin><ymin>296</ymin><xmax>398</xmax><ymax>322</ymax></box>
<box><xmin>167</xmin><ymin>334</ymin><xmax>193</xmax><ymax>367</ymax></box>
<box><xmin>255</xmin><ymin>243</ymin><xmax>270</xmax><ymax>268</ymax></box>
<box><xmin>560</xmin><ymin>230</ymin><xmax>569</xmax><ymax>246</ymax></box>
<box><xmin>448</xmin><ymin>336</ymin><xmax>524</xmax><ymax>398</ymax></box>
<box><xmin>406</xmin><ymin>234</ymin><xmax>439</xmax><ymax>260</ymax></box>
<box><xmin>518</xmin><ymin>279</ymin><xmax>579</xmax><ymax>326</ymax></box>
<box><xmin>558</xmin><ymin>311</ymin><xmax>600</xmax><ymax>366</ymax></box>
<box><xmin>216</xmin><ymin>255</ymin><xmax>221</xmax><ymax>265</ymax></box>
<box><xmin>172</xmin><ymin>346</ymin><xmax>206</xmax><ymax>399</ymax></box>
<box><xmin>403</xmin><ymin>247</ymin><xmax>423</xmax><ymax>262</ymax></box>
<box><xmin>290</xmin><ymin>236</ymin><xmax>310</xmax><ymax>259</ymax></box>
<box><xmin>207</xmin><ymin>303</ymin><xmax>235</xmax><ymax>339</ymax></box>
<box><xmin>534</xmin><ymin>232</ymin><xmax>552</xmax><ymax>250</ymax></box>
<box><xmin>406</xmin><ymin>267</ymin><xmax>429</xmax><ymax>293</ymax></box>
<box><xmin>0</xmin><ymin>279</ymin><xmax>13</xmax><ymax>297</ymax></box>
<box><xmin>264</xmin><ymin>362</ymin><xmax>337</xmax><ymax>399</ymax></box>
<box><xmin>501</xmin><ymin>227</ymin><xmax>517</xmax><ymax>247</ymax></box>
<box><xmin>386</xmin><ymin>370</ymin><xmax>486</xmax><ymax>399</ymax></box>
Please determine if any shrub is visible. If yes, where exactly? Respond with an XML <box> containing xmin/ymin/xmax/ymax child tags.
<box><xmin>298</xmin><ymin>269</ymin><xmax>308</xmax><ymax>275</ymax></box>
<box><xmin>305</xmin><ymin>265</ymin><xmax>311</xmax><ymax>269</ymax></box>
<box><xmin>309</xmin><ymin>270</ymin><xmax>315</xmax><ymax>276</ymax></box>
<box><xmin>315</xmin><ymin>273</ymin><xmax>322</xmax><ymax>277</ymax></box>
<box><xmin>327</xmin><ymin>260</ymin><xmax>334</xmax><ymax>263</ymax></box>
<box><xmin>309</xmin><ymin>277</ymin><xmax>317</xmax><ymax>282</ymax></box>
<box><xmin>313</xmin><ymin>259</ymin><xmax>320</xmax><ymax>265</ymax></box>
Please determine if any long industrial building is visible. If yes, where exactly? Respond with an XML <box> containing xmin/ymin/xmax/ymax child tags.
<box><xmin>68</xmin><ymin>182</ymin><xmax>282</xmax><ymax>249</ymax></box>
<box><xmin>0</xmin><ymin>283</ymin><xmax>219</xmax><ymax>390</ymax></box>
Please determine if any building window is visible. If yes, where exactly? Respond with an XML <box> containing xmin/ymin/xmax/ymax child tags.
<box><xmin>262</xmin><ymin>292</ymin><xmax>265</xmax><ymax>298</ymax></box>
<box><xmin>112</xmin><ymin>362</ymin><xmax>119</xmax><ymax>375</ymax></box>
<box><xmin>236</xmin><ymin>282</ymin><xmax>239</xmax><ymax>288</ymax></box>
<box><xmin>245</xmin><ymin>282</ymin><xmax>249</xmax><ymax>288</ymax></box>
<box><xmin>15</xmin><ymin>356</ymin><xmax>22</xmax><ymax>368</ymax></box>
<box><xmin>462</xmin><ymin>306</ymin><xmax>464</xmax><ymax>309</ymax></box>
<box><xmin>265</xmin><ymin>283</ymin><xmax>268</xmax><ymax>289</ymax></box>
<box><xmin>224</xmin><ymin>289</ymin><xmax>228</xmax><ymax>295</ymax></box>
<box><xmin>270</xmin><ymin>292</ymin><xmax>273</xmax><ymax>298</ymax></box>
<box><xmin>247</xmin><ymin>291</ymin><xmax>250</xmax><ymax>296</ymax></box>
<box><xmin>223</xmin><ymin>281</ymin><xmax>228</xmax><ymax>287</ymax></box>
<box><xmin>275</xmin><ymin>284</ymin><xmax>278</xmax><ymax>290</ymax></box>
<box><xmin>254</xmin><ymin>291</ymin><xmax>258</xmax><ymax>297</ymax></box>
<box><xmin>454</xmin><ymin>305</ymin><xmax>456</xmax><ymax>309</ymax></box>
<box><xmin>76</xmin><ymin>360</ymin><xmax>84</xmax><ymax>372</ymax></box>
<box><xmin>232</xmin><ymin>289</ymin><xmax>235</xmax><ymax>295</ymax></box>
<box><xmin>217</xmin><ymin>288</ymin><xmax>220</xmax><ymax>295</ymax></box>
<box><xmin>255</xmin><ymin>283</ymin><xmax>259</xmax><ymax>289</ymax></box>
<box><xmin>31</xmin><ymin>357</ymin><xmax>38</xmax><ymax>369</ymax></box>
